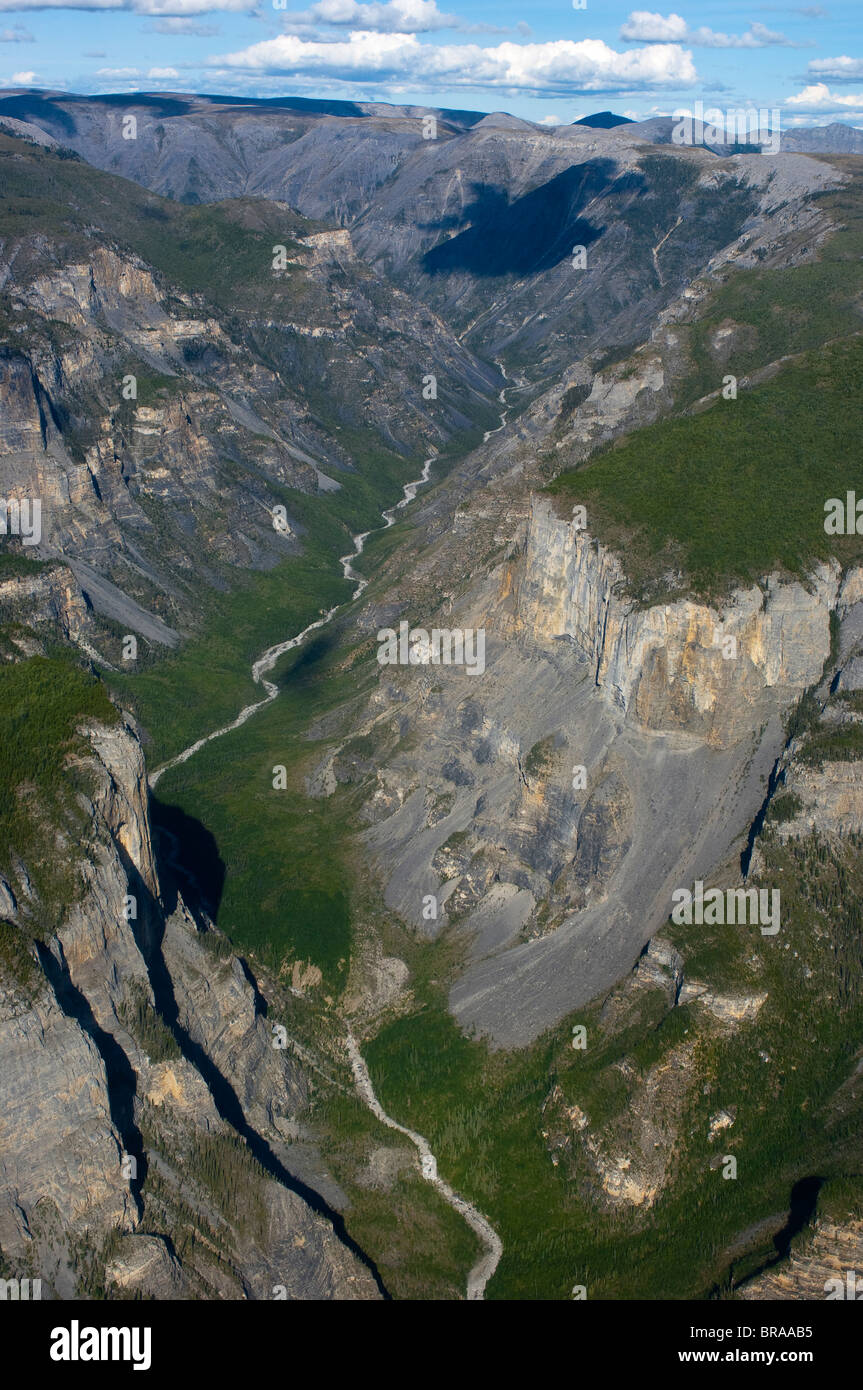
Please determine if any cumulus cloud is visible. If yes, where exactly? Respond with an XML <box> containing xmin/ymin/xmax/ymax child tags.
<box><xmin>10</xmin><ymin>69</ymin><xmax>37</xmax><ymax>82</ymax></box>
<box><xmin>807</xmin><ymin>55</ymin><xmax>863</xmax><ymax>82</ymax></box>
<box><xmin>787</xmin><ymin>81</ymin><xmax>863</xmax><ymax>110</ymax></box>
<box><xmin>620</xmin><ymin>11</ymin><xmax>798</xmax><ymax>49</ymax></box>
<box><xmin>281</xmin><ymin>0</ymin><xmax>460</xmax><ymax>34</ymax></box>
<box><xmin>208</xmin><ymin>34</ymin><xmax>697</xmax><ymax>95</ymax></box>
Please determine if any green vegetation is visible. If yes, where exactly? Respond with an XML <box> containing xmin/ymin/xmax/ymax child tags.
<box><xmin>524</xmin><ymin>734</ymin><xmax>556</xmax><ymax>781</ymax></box>
<box><xmin>549</xmin><ymin>163</ymin><xmax>863</xmax><ymax>600</ymax></box>
<box><xmin>0</xmin><ymin>550</ymin><xmax>48</xmax><ymax>580</ymax></box>
<box><xmin>315</xmin><ymin>1087</ymin><xmax>482</xmax><ymax>1300</ymax></box>
<box><xmin>815</xmin><ymin>1174</ymin><xmax>863</xmax><ymax>1226</ymax></box>
<box><xmin>679</xmin><ymin>167</ymin><xmax>863</xmax><ymax>408</ymax></box>
<box><xmin>183</xmin><ymin>1132</ymin><xmax>268</xmax><ymax>1242</ymax></box>
<box><xmin>0</xmin><ymin>656</ymin><xmax>118</xmax><ymax>796</ymax></box>
<box><xmin>0</xmin><ymin>132</ymin><xmax>317</xmax><ymax>315</ymax></box>
<box><xmin>797</xmin><ymin>720</ymin><xmax>863</xmax><ymax>767</ymax></box>
<box><xmin>783</xmin><ymin>684</ymin><xmax>863</xmax><ymax>768</ymax></box>
<box><xmin>785</xmin><ymin>687</ymin><xmax>823</xmax><ymax>742</ymax></box>
<box><xmin>108</xmin><ymin>427</ymin><xmax>435</xmax><ymax>764</ymax></box>
<box><xmin>0</xmin><ymin>657</ymin><xmax>119</xmax><ymax>926</ymax></box>
<box><xmin>357</xmin><ymin>832</ymin><xmax>863</xmax><ymax>1298</ymax></box>
<box><xmin>835</xmin><ymin>689</ymin><xmax>863</xmax><ymax>715</ymax></box>
<box><xmin>0</xmin><ymin>917</ymin><xmax>41</xmax><ymax>999</ymax></box>
<box><xmin>765</xmin><ymin>790</ymin><xmax>803</xmax><ymax>825</ymax></box>
<box><xmin>147</xmin><ymin>620</ymin><xmax>378</xmax><ymax>984</ymax></box>
<box><xmin>549</xmin><ymin>335</ymin><xmax>863</xmax><ymax>600</ymax></box>
<box><xmin>118</xmin><ymin>980</ymin><xmax>182</xmax><ymax>1063</ymax></box>
<box><xmin>69</xmin><ymin>1228</ymin><xmax>127</xmax><ymax>1300</ymax></box>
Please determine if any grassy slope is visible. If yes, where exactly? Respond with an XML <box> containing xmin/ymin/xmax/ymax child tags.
<box><xmin>550</xmin><ymin>335</ymin><xmax>863</xmax><ymax>598</ymax></box>
<box><xmin>0</xmin><ymin>653</ymin><xmax>120</xmax><ymax>953</ymax></box>
<box><xmin>548</xmin><ymin>164</ymin><xmax>863</xmax><ymax>600</ymax></box>
<box><xmin>0</xmin><ymin>133</ymin><xmax>316</xmax><ymax>311</ymax></box>
<box><xmin>149</xmin><ymin>629</ymin><xmax>374</xmax><ymax>984</ymax></box>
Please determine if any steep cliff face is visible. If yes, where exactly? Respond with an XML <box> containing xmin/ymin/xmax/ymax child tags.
<box><xmin>310</xmin><ymin>484</ymin><xmax>848</xmax><ymax>1047</ymax></box>
<box><xmin>739</xmin><ymin>1218</ymin><xmax>863</xmax><ymax>1300</ymax></box>
<box><xmin>0</xmin><ymin>563</ymin><xmax>91</xmax><ymax>649</ymax></box>
<box><xmin>0</xmin><ymin>978</ymin><xmax>137</xmax><ymax>1263</ymax></box>
<box><xmin>0</xmin><ymin>132</ymin><xmax>500</xmax><ymax>656</ymax></box>
<box><xmin>0</xmin><ymin>714</ymin><xmax>380</xmax><ymax>1299</ymax></box>
<box><xmin>516</xmin><ymin>496</ymin><xmax>838</xmax><ymax>746</ymax></box>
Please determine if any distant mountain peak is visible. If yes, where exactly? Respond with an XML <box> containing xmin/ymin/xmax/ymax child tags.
<box><xmin>573</xmin><ymin>112</ymin><xmax>634</xmax><ymax>129</ymax></box>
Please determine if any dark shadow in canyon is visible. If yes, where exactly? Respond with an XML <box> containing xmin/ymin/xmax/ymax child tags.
<box><xmin>421</xmin><ymin>161</ymin><xmax>622</xmax><ymax>278</ymax></box>
<box><xmin>150</xmin><ymin>796</ymin><xmax>225</xmax><ymax>920</ymax></box>
<box><xmin>35</xmin><ymin>937</ymin><xmax>147</xmax><ymax>1205</ymax></box>
<box><xmin>141</xmin><ymin>810</ymin><xmax>391</xmax><ymax>1297</ymax></box>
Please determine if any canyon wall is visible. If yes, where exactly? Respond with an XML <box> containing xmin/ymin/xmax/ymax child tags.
<box><xmin>515</xmin><ymin>496</ymin><xmax>839</xmax><ymax>746</ymax></box>
<box><xmin>0</xmin><ymin>716</ymin><xmax>380</xmax><ymax>1299</ymax></box>
<box><xmin>346</xmin><ymin>494</ymin><xmax>858</xmax><ymax>1046</ymax></box>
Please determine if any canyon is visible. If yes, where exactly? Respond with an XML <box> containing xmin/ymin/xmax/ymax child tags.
<box><xmin>1</xmin><ymin>99</ymin><xmax>862</xmax><ymax>1300</ymax></box>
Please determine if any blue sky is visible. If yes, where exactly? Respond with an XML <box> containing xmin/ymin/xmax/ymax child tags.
<box><xmin>1</xmin><ymin>0</ymin><xmax>861</xmax><ymax>127</ymax></box>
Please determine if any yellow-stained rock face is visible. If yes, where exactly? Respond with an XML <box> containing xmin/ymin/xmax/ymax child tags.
<box><xmin>515</xmin><ymin>497</ymin><xmax>839</xmax><ymax>747</ymax></box>
<box><xmin>739</xmin><ymin>1219</ymin><xmax>863</xmax><ymax>1300</ymax></box>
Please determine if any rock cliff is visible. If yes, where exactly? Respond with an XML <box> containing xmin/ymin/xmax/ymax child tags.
<box><xmin>516</xmin><ymin>496</ymin><xmax>838</xmax><ymax>746</ymax></box>
<box><xmin>320</xmin><ymin>489</ymin><xmax>848</xmax><ymax>1047</ymax></box>
<box><xmin>739</xmin><ymin>1218</ymin><xmax>863</xmax><ymax>1300</ymax></box>
<box><xmin>0</xmin><ymin>713</ymin><xmax>381</xmax><ymax>1299</ymax></box>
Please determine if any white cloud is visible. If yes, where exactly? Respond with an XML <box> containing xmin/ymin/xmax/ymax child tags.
<box><xmin>0</xmin><ymin>0</ymin><xmax>252</xmax><ymax>12</ymax></box>
<box><xmin>0</xmin><ymin>0</ymin><xmax>509</xmax><ymax>31</ymax></box>
<box><xmin>621</xmin><ymin>11</ymin><xmax>686</xmax><ymax>42</ymax></box>
<box><xmin>10</xmin><ymin>69</ymin><xmax>37</xmax><ymax>82</ymax></box>
<box><xmin>282</xmin><ymin>0</ymin><xmax>459</xmax><ymax>34</ymax></box>
<box><xmin>787</xmin><ymin>82</ymin><xmax>863</xmax><ymax>111</ymax></box>
<box><xmin>538</xmin><ymin>113</ymin><xmax>561</xmax><ymax>124</ymax></box>
<box><xmin>0</xmin><ymin>24</ymin><xmax>34</xmax><ymax>40</ymax></box>
<box><xmin>620</xmin><ymin>11</ymin><xmax>797</xmax><ymax>49</ymax></box>
<box><xmin>807</xmin><ymin>55</ymin><xmax>863</xmax><ymax>82</ymax></box>
<box><xmin>96</xmin><ymin>65</ymin><xmax>140</xmax><ymax>76</ymax></box>
<box><xmin>209</xmin><ymin>34</ymin><xmax>697</xmax><ymax>95</ymax></box>
<box><xmin>148</xmin><ymin>65</ymin><xmax>179</xmax><ymax>76</ymax></box>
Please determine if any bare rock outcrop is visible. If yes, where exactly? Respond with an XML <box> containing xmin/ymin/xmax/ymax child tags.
<box><xmin>515</xmin><ymin>496</ymin><xmax>838</xmax><ymax>747</ymax></box>
<box><xmin>739</xmin><ymin>1219</ymin><xmax>863</xmax><ymax>1300</ymax></box>
<box><xmin>0</xmin><ymin>717</ymin><xmax>381</xmax><ymax>1299</ymax></box>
